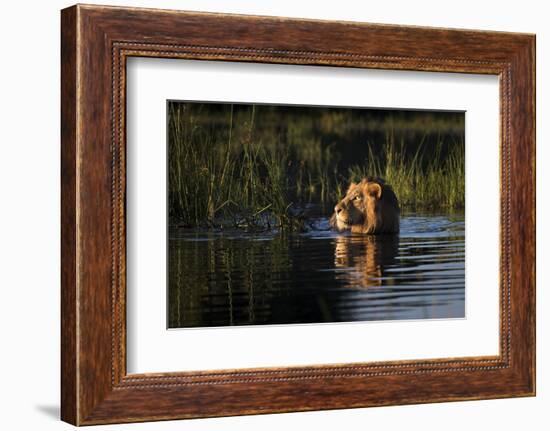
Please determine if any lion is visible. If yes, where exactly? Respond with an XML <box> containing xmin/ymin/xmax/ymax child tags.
<box><xmin>330</xmin><ymin>177</ymin><xmax>400</xmax><ymax>234</ymax></box>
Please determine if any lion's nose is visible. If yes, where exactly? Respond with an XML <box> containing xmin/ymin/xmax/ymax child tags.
<box><xmin>335</xmin><ymin>205</ymin><xmax>343</xmax><ymax>214</ymax></box>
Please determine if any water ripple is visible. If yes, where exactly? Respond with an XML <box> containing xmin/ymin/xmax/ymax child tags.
<box><xmin>168</xmin><ymin>213</ymin><xmax>465</xmax><ymax>328</ymax></box>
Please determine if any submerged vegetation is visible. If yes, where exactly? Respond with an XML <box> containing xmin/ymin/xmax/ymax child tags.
<box><xmin>168</xmin><ymin>102</ymin><xmax>464</xmax><ymax>230</ymax></box>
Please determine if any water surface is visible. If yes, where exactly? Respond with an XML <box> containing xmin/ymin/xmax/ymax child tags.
<box><xmin>168</xmin><ymin>213</ymin><xmax>465</xmax><ymax>328</ymax></box>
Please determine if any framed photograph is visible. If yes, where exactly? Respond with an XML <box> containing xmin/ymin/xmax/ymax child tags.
<box><xmin>61</xmin><ymin>4</ymin><xmax>535</xmax><ymax>425</ymax></box>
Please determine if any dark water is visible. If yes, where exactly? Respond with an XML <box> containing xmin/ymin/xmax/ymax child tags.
<box><xmin>168</xmin><ymin>214</ymin><xmax>465</xmax><ymax>328</ymax></box>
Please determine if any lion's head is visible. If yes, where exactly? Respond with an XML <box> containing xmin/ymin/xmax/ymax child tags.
<box><xmin>330</xmin><ymin>177</ymin><xmax>400</xmax><ymax>234</ymax></box>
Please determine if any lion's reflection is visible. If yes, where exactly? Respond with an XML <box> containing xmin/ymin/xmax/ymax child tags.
<box><xmin>334</xmin><ymin>234</ymin><xmax>399</xmax><ymax>288</ymax></box>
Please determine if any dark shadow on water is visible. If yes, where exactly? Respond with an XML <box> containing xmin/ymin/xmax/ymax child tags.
<box><xmin>35</xmin><ymin>404</ymin><xmax>59</xmax><ymax>420</ymax></box>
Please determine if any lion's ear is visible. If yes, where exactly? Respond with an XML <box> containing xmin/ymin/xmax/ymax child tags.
<box><xmin>346</xmin><ymin>182</ymin><xmax>357</xmax><ymax>193</ymax></box>
<box><xmin>366</xmin><ymin>182</ymin><xmax>382</xmax><ymax>199</ymax></box>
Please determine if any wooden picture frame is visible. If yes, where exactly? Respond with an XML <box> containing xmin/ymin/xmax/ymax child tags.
<box><xmin>61</xmin><ymin>4</ymin><xmax>535</xmax><ymax>425</ymax></box>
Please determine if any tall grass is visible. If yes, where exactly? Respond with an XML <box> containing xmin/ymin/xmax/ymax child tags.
<box><xmin>348</xmin><ymin>133</ymin><xmax>464</xmax><ymax>210</ymax></box>
<box><xmin>168</xmin><ymin>103</ymin><xmax>465</xmax><ymax>230</ymax></box>
<box><xmin>169</xmin><ymin>104</ymin><xmax>301</xmax><ymax>230</ymax></box>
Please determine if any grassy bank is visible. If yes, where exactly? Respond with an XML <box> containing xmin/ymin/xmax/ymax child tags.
<box><xmin>168</xmin><ymin>104</ymin><xmax>302</xmax><ymax>230</ymax></box>
<box><xmin>168</xmin><ymin>103</ymin><xmax>464</xmax><ymax>230</ymax></box>
<box><xmin>348</xmin><ymin>133</ymin><xmax>464</xmax><ymax>209</ymax></box>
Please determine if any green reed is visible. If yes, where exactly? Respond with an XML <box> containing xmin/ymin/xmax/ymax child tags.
<box><xmin>168</xmin><ymin>103</ymin><xmax>295</xmax><ymax>229</ymax></box>
<box><xmin>348</xmin><ymin>133</ymin><xmax>465</xmax><ymax>210</ymax></box>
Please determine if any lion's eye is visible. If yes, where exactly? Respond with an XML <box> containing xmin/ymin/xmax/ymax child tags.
<box><xmin>353</xmin><ymin>195</ymin><xmax>362</xmax><ymax>201</ymax></box>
